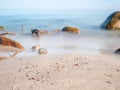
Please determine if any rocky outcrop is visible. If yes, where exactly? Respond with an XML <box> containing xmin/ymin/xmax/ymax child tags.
<box><xmin>0</xmin><ymin>36</ymin><xmax>25</xmax><ymax>50</ymax></box>
<box><xmin>0</xmin><ymin>26</ymin><xmax>5</xmax><ymax>30</ymax></box>
<box><xmin>100</xmin><ymin>11</ymin><xmax>120</xmax><ymax>30</ymax></box>
<box><xmin>62</xmin><ymin>26</ymin><xmax>80</xmax><ymax>33</ymax></box>
<box><xmin>114</xmin><ymin>48</ymin><xmax>120</xmax><ymax>54</ymax></box>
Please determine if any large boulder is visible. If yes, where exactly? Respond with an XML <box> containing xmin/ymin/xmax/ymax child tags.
<box><xmin>100</xmin><ymin>11</ymin><xmax>120</xmax><ymax>30</ymax></box>
<box><xmin>0</xmin><ymin>36</ymin><xmax>25</xmax><ymax>51</ymax></box>
<box><xmin>0</xmin><ymin>26</ymin><xmax>5</xmax><ymax>30</ymax></box>
<box><xmin>62</xmin><ymin>26</ymin><xmax>80</xmax><ymax>33</ymax></box>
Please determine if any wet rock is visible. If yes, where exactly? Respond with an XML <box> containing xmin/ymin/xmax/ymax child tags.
<box><xmin>114</xmin><ymin>48</ymin><xmax>120</xmax><ymax>54</ymax></box>
<box><xmin>62</xmin><ymin>26</ymin><xmax>80</xmax><ymax>33</ymax></box>
<box><xmin>0</xmin><ymin>36</ymin><xmax>25</xmax><ymax>57</ymax></box>
<box><xmin>32</xmin><ymin>45</ymin><xmax>41</xmax><ymax>51</ymax></box>
<box><xmin>31</xmin><ymin>29</ymin><xmax>48</xmax><ymax>37</ymax></box>
<box><xmin>31</xmin><ymin>29</ymin><xmax>39</xmax><ymax>37</ymax></box>
<box><xmin>38</xmin><ymin>48</ymin><xmax>47</xmax><ymax>55</ymax></box>
<box><xmin>100</xmin><ymin>11</ymin><xmax>120</xmax><ymax>30</ymax></box>
<box><xmin>0</xmin><ymin>36</ymin><xmax>25</xmax><ymax>50</ymax></box>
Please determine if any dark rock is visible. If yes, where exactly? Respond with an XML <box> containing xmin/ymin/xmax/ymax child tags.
<box><xmin>31</xmin><ymin>29</ymin><xmax>48</xmax><ymax>37</ymax></box>
<box><xmin>114</xmin><ymin>48</ymin><xmax>120</xmax><ymax>54</ymax></box>
<box><xmin>62</xmin><ymin>26</ymin><xmax>80</xmax><ymax>33</ymax></box>
<box><xmin>31</xmin><ymin>29</ymin><xmax>39</xmax><ymax>37</ymax></box>
<box><xmin>100</xmin><ymin>11</ymin><xmax>120</xmax><ymax>30</ymax></box>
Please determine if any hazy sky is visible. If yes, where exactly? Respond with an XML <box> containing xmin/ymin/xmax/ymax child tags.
<box><xmin>0</xmin><ymin>0</ymin><xmax>120</xmax><ymax>10</ymax></box>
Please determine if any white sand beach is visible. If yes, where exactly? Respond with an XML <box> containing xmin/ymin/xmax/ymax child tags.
<box><xmin>0</xmin><ymin>53</ymin><xmax>120</xmax><ymax>90</ymax></box>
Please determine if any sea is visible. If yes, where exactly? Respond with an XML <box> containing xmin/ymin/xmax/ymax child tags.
<box><xmin>0</xmin><ymin>9</ymin><xmax>120</xmax><ymax>57</ymax></box>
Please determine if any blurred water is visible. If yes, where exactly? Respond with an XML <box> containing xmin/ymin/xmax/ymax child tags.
<box><xmin>0</xmin><ymin>9</ymin><xmax>120</xmax><ymax>56</ymax></box>
<box><xmin>0</xmin><ymin>9</ymin><xmax>116</xmax><ymax>32</ymax></box>
<box><xmin>4</xmin><ymin>30</ymin><xmax>120</xmax><ymax>57</ymax></box>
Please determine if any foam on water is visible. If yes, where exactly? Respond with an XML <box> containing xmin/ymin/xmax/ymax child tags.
<box><xmin>3</xmin><ymin>30</ymin><xmax>120</xmax><ymax>57</ymax></box>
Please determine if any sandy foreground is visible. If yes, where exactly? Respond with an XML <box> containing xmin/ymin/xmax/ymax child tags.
<box><xmin>0</xmin><ymin>53</ymin><xmax>120</xmax><ymax>90</ymax></box>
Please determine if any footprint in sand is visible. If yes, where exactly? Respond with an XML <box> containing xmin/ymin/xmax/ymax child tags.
<box><xmin>60</xmin><ymin>79</ymin><xmax>72</xmax><ymax>88</ymax></box>
<box><xmin>12</xmin><ymin>82</ymin><xmax>35</xmax><ymax>90</ymax></box>
<box><xmin>50</xmin><ymin>63</ymin><xmax>64</xmax><ymax>71</ymax></box>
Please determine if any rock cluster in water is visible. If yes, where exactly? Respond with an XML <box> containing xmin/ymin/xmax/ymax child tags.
<box><xmin>31</xmin><ymin>26</ymin><xmax>80</xmax><ymax>37</ymax></box>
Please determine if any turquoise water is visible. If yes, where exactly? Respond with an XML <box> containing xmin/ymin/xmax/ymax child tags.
<box><xmin>0</xmin><ymin>9</ymin><xmax>120</xmax><ymax>56</ymax></box>
<box><xmin>0</xmin><ymin>9</ymin><xmax>116</xmax><ymax>32</ymax></box>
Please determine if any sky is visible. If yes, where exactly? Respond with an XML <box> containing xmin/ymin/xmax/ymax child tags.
<box><xmin>0</xmin><ymin>0</ymin><xmax>120</xmax><ymax>10</ymax></box>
